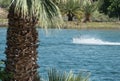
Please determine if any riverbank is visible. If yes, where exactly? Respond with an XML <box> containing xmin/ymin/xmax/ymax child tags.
<box><xmin>62</xmin><ymin>21</ymin><xmax>120</xmax><ymax>29</ymax></box>
<box><xmin>0</xmin><ymin>8</ymin><xmax>120</xmax><ymax>29</ymax></box>
<box><xmin>0</xmin><ymin>19</ymin><xmax>8</xmax><ymax>27</ymax></box>
<box><xmin>0</xmin><ymin>19</ymin><xmax>120</xmax><ymax>29</ymax></box>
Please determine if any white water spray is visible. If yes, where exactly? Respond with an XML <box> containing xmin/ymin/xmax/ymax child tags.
<box><xmin>73</xmin><ymin>37</ymin><xmax>120</xmax><ymax>45</ymax></box>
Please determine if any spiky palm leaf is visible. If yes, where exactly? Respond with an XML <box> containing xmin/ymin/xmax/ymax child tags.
<box><xmin>62</xmin><ymin>0</ymin><xmax>82</xmax><ymax>13</ymax></box>
<box><xmin>82</xmin><ymin>0</ymin><xmax>103</xmax><ymax>22</ymax></box>
<box><xmin>52</xmin><ymin>0</ymin><xmax>68</xmax><ymax>4</ymax></box>
<box><xmin>45</xmin><ymin>69</ymin><xmax>90</xmax><ymax>81</ymax></box>
<box><xmin>11</xmin><ymin>0</ymin><xmax>63</xmax><ymax>28</ymax></box>
<box><xmin>59</xmin><ymin>0</ymin><xmax>83</xmax><ymax>21</ymax></box>
<box><xmin>82</xmin><ymin>0</ymin><xmax>94</xmax><ymax>15</ymax></box>
<box><xmin>48</xmin><ymin>69</ymin><xmax>66</xmax><ymax>81</ymax></box>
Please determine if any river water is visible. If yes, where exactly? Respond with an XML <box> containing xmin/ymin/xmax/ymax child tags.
<box><xmin>0</xmin><ymin>28</ymin><xmax>120</xmax><ymax>81</ymax></box>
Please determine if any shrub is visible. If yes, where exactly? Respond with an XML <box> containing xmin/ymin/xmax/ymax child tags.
<box><xmin>0</xmin><ymin>60</ymin><xmax>12</xmax><ymax>81</ymax></box>
<box><xmin>42</xmin><ymin>69</ymin><xmax>90</xmax><ymax>81</ymax></box>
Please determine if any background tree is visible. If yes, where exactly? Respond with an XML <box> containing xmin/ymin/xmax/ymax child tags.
<box><xmin>0</xmin><ymin>0</ymin><xmax>12</xmax><ymax>8</ymax></box>
<box><xmin>82</xmin><ymin>0</ymin><xmax>103</xmax><ymax>22</ymax></box>
<box><xmin>5</xmin><ymin>0</ymin><xmax>63</xmax><ymax>81</ymax></box>
<box><xmin>59</xmin><ymin>0</ymin><xmax>83</xmax><ymax>21</ymax></box>
<box><xmin>99</xmin><ymin>0</ymin><xmax>111</xmax><ymax>14</ymax></box>
<box><xmin>108</xmin><ymin>0</ymin><xmax>120</xmax><ymax>20</ymax></box>
<box><xmin>100</xmin><ymin>0</ymin><xmax>120</xmax><ymax>20</ymax></box>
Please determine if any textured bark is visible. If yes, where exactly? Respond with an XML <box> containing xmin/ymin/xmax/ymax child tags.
<box><xmin>4</xmin><ymin>4</ymin><xmax>39</xmax><ymax>81</ymax></box>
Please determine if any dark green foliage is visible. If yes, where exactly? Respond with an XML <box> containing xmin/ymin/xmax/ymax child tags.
<box><xmin>43</xmin><ymin>69</ymin><xmax>90</xmax><ymax>81</ymax></box>
<box><xmin>100</xmin><ymin>0</ymin><xmax>120</xmax><ymax>19</ymax></box>
<box><xmin>0</xmin><ymin>61</ymin><xmax>12</xmax><ymax>81</ymax></box>
<box><xmin>99</xmin><ymin>0</ymin><xmax>111</xmax><ymax>14</ymax></box>
<box><xmin>0</xmin><ymin>0</ymin><xmax>12</xmax><ymax>8</ymax></box>
<box><xmin>108</xmin><ymin>0</ymin><xmax>120</xmax><ymax>19</ymax></box>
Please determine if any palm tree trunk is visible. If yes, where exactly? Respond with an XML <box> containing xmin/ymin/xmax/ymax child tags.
<box><xmin>4</xmin><ymin>4</ymin><xmax>39</xmax><ymax>81</ymax></box>
<box><xmin>67</xmin><ymin>12</ymin><xmax>74</xmax><ymax>21</ymax></box>
<box><xmin>83</xmin><ymin>14</ymin><xmax>90</xmax><ymax>23</ymax></box>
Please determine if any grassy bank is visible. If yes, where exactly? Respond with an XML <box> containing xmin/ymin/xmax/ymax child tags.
<box><xmin>62</xmin><ymin>21</ymin><xmax>120</xmax><ymax>29</ymax></box>
<box><xmin>0</xmin><ymin>19</ymin><xmax>120</xmax><ymax>29</ymax></box>
<box><xmin>0</xmin><ymin>19</ymin><xmax>8</xmax><ymax>27</ymax></box>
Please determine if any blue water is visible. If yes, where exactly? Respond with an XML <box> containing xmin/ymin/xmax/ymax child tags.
<box><xmin>0</xmin><ymin>28</ymin><xmax>120</xmax><ymax>81</ymax></box>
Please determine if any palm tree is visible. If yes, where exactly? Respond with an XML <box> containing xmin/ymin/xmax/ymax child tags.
<box><xmin>5</xmin><ymin>0</ymin><xmax>63</xmax><ymax>81</ymax></box>
<box><xmin>82</xmin><ymin>0</ymin><xmax>103</xmax><ymax>22</ymax></box>
<box><xmin>59</xmin><ymin>0</ymin><xmax>83</xmax><ymax>21</ymax></box>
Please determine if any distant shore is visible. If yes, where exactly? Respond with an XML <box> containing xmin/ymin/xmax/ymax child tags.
<box><xmin>62</xmin><ymin>21</ymin><xmax>120</xmax><ymax>29</ymax></box>
<box><xmin>0</xmin><ymin>19</ymin><xmax>8</xmax><ymax>27</ymax></box>
<box><xmin>0</xmin><ymin>19</ymin><xmax>120</xmax><ymax>29</ymax></box>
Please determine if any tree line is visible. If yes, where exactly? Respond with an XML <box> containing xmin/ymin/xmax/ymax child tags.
<box><xmin>0</xmin><ymin>0</ymin><xmax>120</xmax><ymax>21</ymax></box>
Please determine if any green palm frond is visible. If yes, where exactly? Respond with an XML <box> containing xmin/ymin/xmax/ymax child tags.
<box><xmin>61</xmin><ymin>0</ymin><xmax>82</xmax><ymax>14</ymax></box>
<box><xmin>82</xmin><ymin>2</ymin><xmax>95</xmax><ymax>14</ymax></box>
<box><xmin>45</xmin><ymin>69</ymin><xmax>90</xmax><ymax>81</ymax></box>
<box><xmin>48</xmin><ymin>69</ymin><xmax>66</xmax><ymax>81</ymax></box>
<box><xmin>11</xmin><ymin>0</ymin><xmax>63</xmax><ymax>28</ymax></box>
<box><xmin>14</xmin><ymin>0</ymin><xmax>28</xmax><ymax>17</ymax></box>
<box><xmin>39</xmin><ymin>0</ymin><xmax>63</xmax><ymax>28</ymax></box>
<box><xmin>82</xmin><ymin>0</ymin><xmax>103</xmax><ymax>15</ymax></box>
<box><xmin>52</xmin><ymin>0</ymin><xmax>64</xmax><ymax>4</ymax></box>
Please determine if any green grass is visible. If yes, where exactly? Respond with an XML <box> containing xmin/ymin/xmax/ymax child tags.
<box><xmin>0</xmin><ymin>19</ymin><xmax>8</xmax><ymax>27</ymax></box>
<box><xmin>0</xmin><ymin>19</ymin><xmax>120</xmax><ymax>29</ymax></box>
<box><xmin>62</xmin><ymin>21</ymin><xmax>120</xmax><ymax>29</ymax></box>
